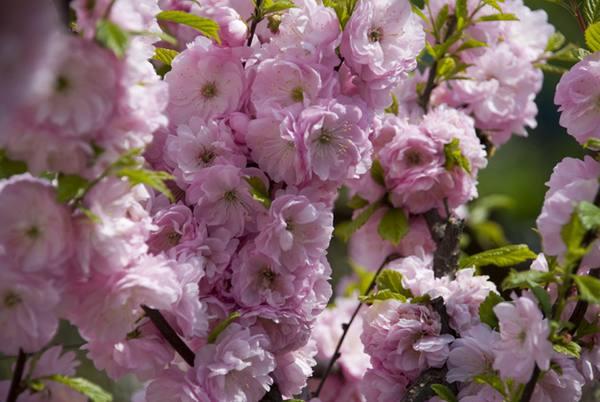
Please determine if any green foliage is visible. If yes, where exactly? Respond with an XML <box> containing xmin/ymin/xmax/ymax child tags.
<box><xmin>0</xmin><ymin>150</ymin><xmax>27</xmax><ymax>179</ymax></box>
<box><xmin>530</xmin><ymin>285</ymin><xmax>552</xmax><ymax>317</ymax></box>
<box><xmin>384</xmin><ymin>93</ymin><xmax>399</xmax><ymax>115</ymax></box>
<box><xmin>152</xmin><ymin>48</ymin><xmax>179</xmax><ymax>66</ymax></box>
<box><xmin>459</xmin><ymin>244</ymin><xmax>536</xmax><ymax>268</ymax></box>
<box><xmin>473</xmin><ymin>373</ymin><xmax>506</xmax><ymax>397</ymax></box>
<box><xmin>347</xmin><ymin>194</ymin><xmax>369</xmax><ymax>209</ymax></box>
<box><xmin>377</xmin><ymin>208</ymin><xmax>409</xmax><ymax>245</ymax></box>
<box><xmin>322</xmin><ymin>0</ymin><xmax>358</xmax><ymax>28</ymax></box>
<box><xmin>583</xmin><ymin>137</ymin><xmax>600</xmax><ymax>151</ymax></box>
<box><xmin>479</xmin><ymin>291</ymin><xmax>504</xmax><ymax>329</ymax></box>
<box><xmin>57</xmin><ymin>174</ymin><xmax>89</xmax><ymax>203</ymax></box>
<box><xmin>370</xmin><ymin>160</ymin><xmax>385</xmax><ymax>186</ymax></box>
<box><xmin>334</xmin><ymin>200</ymin><xmax>382</xmax><ymax>242</ymax></box>
<box><xmin>46</xmin><ymin>375</ymin><xmax>112</xmax><ymax>402</ymax></box>
<box><xmin>546</xmin><ymin>32</ymin><xmax>566</xmax><ymax>52</ymax></box>
<box><xmin>584</xmin><ymin>0</ymin><xmax>600</xmax><ymax>24</ymax></box>
<box><xmin>585</xmin><ymin>21</ymin><xmax>600</xmax><ymax>51</ymax></box>
<box><xmin>207</xmin><ymin>312</ymin><xmax>241</xmax><ymax>343</ymax></box>
<box><xmin>117</xmin><ymin>168</ymin><xmax>174</xmax><ymax>201</ymax></box>
<box><xmin>456</xmin><ymin>38</ymin><xmax>487</xmax><ymax>52</ymax></box>
<box><xmin>344</xmin><ymin>263</ymin><xmax>375</xmax><ymax>296</ymax></box>
<box><xmin>262</xmin><ymin>0</ymin><xmax>296</xmax><ymax>14</ymax></box>
<box><xmin>573</xmin><ymin>274</ymin><xmax>600</xmax><ymax>304</ymax></box>
<box><xmin>95</xmin><ymin>19</ymin><xmax>129</xmax><ymax>58</ymax></box>
<box><xmin>376</xmin><ymin>270</ymin><xmax>413</xmax><ymax>298</ymax></box>
<box><xmin>502</xmin><ymin>270</ymin><xmax>555</xmax><ymax>290</ymax></box>
<box><xmin>476</xmin><ymin>13</ymin><xmax>519</xmax><ymax>21</ymax></box>
<box><xmin>456</xmin><ymin>0</ymin><xmax>468</xmax><ymax>20</ymax></box>
<box><xmin>576</xmin><ymin>201</ymin><xmax>600</xmax><ymax>231</ymax></box>
<box><xmin>245</xmin><ymin>176</ymin><xmax>271</xmax><ymax>208</ymax></box>
<box><xmin>444</xmin><ymin>138</ymin><xmax>471</xmax><ymax>174</ymax></box>
<box><xmin>561</xmin><ymin>210</ymin><xmax>587</xmax><ymax>260</ymax></box>
<box><xmin>360</xmin><ymin>289</ymin><xmax>408</xmax><ymax>303</ymax></box>
<box><xmin>553</xmin><ymin>340</ymin><xmax>582</xmax><ymax>358</ymax></box>
<box><xmin>431</xmin><ymin>384</ymin><xmax>458</xmax><ymax>402</ymax></box>
<box><xmin>157</xmin><ymin>11</ymin><xmax>221</xmax><ymax>44</ymax></box>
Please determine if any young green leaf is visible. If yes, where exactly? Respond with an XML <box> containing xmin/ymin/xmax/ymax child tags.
<box><xmin>431</xmin><ymin>384</ymin><xmax>458</xmax><ymax>402</ymax></box>
<box><xmin>377</xmin><ymin>208</ymin><xmax>409</xmax><ymax>245</ymax></box>
<box><xmin>584</xmin><ymin>0</ymin><xmax>600</xmax><ymax>24</ymax></box>
<box><xmin>152</xmin><ymin>48</ymin><xmax>179</xmax><ymax>66</ymax></box>
<box><xmin>384</xmin><ymin>93</ymin><xmax>399</xmax><ymax>116</ymax></box>
<box><xmin>370</xmin><ymin>159</ymin><xmax>385</xmax><ymax>186</ymax></box>
<box><xmin>545</xmin><ymin>32</ymin><xmax>566</xmax><ymax>52</ymax></box>
<box><xmin>473</xmin><ymin>373</ymin><xmax>507</xmax><ymax>397</ymax></box>
<box><xmin>334</xmin><ymin>200</ymin><xmax>383</xmax><ymax>242</ymax></box>
<box><xmin>347</xmin><ymin>194</ymin><xmax>369</xmax><ymax>210</ymax></box>
<box><xmin>576</xmin><ymin>201</ymin><xmax>600</xmax><ymax>231</ymax></box>
<box><xmin>479</xmin><ymin>291</ymin><xmax>504</xmax><ymax>329</ymax></box>
<box><xmin>207</xmin><ymin>312</ymin><xmax>241</xmax><ymax>343</ymax></box>
<box><xmin>262</xmin><ymin>0</ymin><xmax>296</xmax><ymax>14</ymax></box>
<box><xmin>456</xmin><ymin>0</ymin><xmax>468</xmax><ymax>20</ymax></box>
<box><xmin>57</xmin><ymin>174</ymin><xmax>89</xmax><ymax>203</ymax></box>
<box><xmin>583</xmin><ymin>137</ymin><xmax>600</xmax><ymax>151</ymax></box>
<box><xmin>245</xmin><ymin>176</ymin><xmax>271</xmax><ymax>208</ymax></box>
<box><xmin>573</xmin><ymin>274</ymin><xmax>600</xmax><ymax>304</ymax></box>
<box><xmin>502</xmin><ymin>270</ymin><xmax>555</xmax><ymax>290</ymax></box>
<box><xmin>477</xmin><ymin>13</ymin><xmax>519</xmax><ymax>22</ymax></box>
<box><xmin>561</xmin><ymin>211</ymin><xmax>587</xmax><ymax>257</ymax></box>
<box><xmin>359</xmin><ymin>289</ymin><xmax>408</xmax><ymax>303</ymax></box>
<box><xmin>157</xmin><ymin>11</ymin><xmax>221</xmax><ymax>44</ymax></box>
<box><xmin>434</xmin><ymin>4</ymin><xmax>450</xmax><ymax>37</ymax></box>
<box><xmin>117</xmin><ymin>168</ymin><xmax>174</xmax><ymax>201</ymax></box>
<box><xmin>444</xmin><ymin>138</ymin><xmax>471</xmax><ymax>174</ymax></box>
<box><xmin>0</xmin><ymin>150</ymin><xmax>27</xmax><ymax>179</ymax></box>
<box><xmin>46</xmin><ymin>376</ymin><xmax>112</xmax><ymax>402</ymax></box>
<box><xmin>95</xmin><ymin>19</ymin><xmax>129</xmax><ymax>58</ymax></box>
<box><xmin>456</xmin><ymin>38</ymin><xmax>487</xmax><ymax>52</ymax></box>
<box><xmin>459</xmin><ymin>244</ymin><xmax>537</xmax><ymax>268</ymax></box>
<box><xmin>482</xmin><ymin>0</ymin><xmax>503</xmax><ymax>12</ymax></box>
<box><xmin>585</xmin><ymin>22</ymin><xmax>600</xmax><ymax>51</ymax></box>
<box><xmin>530</xmin><ymin>284</ymin><xmax>552</xmax><ymax>317</ymax></box>
<box><xmin>376</xmin><ymin>269</ymin><xmax>413</xmax><ymax>298</ymax></box>
<box><xmin>553</xmin><ymin>341</ymin><xmax>582</xmax><ymax>358</ymax></box>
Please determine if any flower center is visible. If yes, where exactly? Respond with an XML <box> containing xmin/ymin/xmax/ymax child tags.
<box><xmin>223</xmin><ymin>190</ymin><xmax>237</xmax><ymax>202</ymax></box>
<box><xmin>317</xmin><ymin>128</ymin><xmax>333</xmax><ymax>145</ymax></box>
<box><xmin>4</xmin><ymin>292</ymin><xmax>21</xmax><ymax>308</ymax></box>
<box><xmin>25</xmin><ymin>225</ymin><xmax>41</xmax><ymax>239</ymax></box>
<box><xmin>404</xmin><ymin>150</ymin><xmax>422</xmax><ymax>166</ymax></box>
<box><xmin>199</xmin><ymin>148</ymin><xmax>216</xmax><ymax>165</ymax></box>
<box><xmin>368</xmin><ymin>27</ymin><xmax>383</xmax><ymax>43</ymax></box>
<box><xmin>167</xmin><ymin>231</ymin><xmax>181</xmax><ymax>246</ymax></box>
<box><xmin>261</xmin><ymin>267</ymin><xmax>276</xmax><ymax>287</ymax></box>
<box><xmin>55</xmin><ymin>75</ymin><xmax>70</xmax><ymax>93</ymax></box>
<box><xmin>290</xmin><ymin>86</ymin><xmax>304</xmax><ymax>103</ymax></box>
<box><xmin>201</xmin><ymin>82</ymin><xmax>218</xmax><ymax>99</ymax></box>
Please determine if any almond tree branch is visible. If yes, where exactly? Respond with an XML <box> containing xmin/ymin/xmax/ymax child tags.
<box><xmin>6</xmin><ymin>349</ymin><xmax>27</xmax><ymax>402</ymax></box>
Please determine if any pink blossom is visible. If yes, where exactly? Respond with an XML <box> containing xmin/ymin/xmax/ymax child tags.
<box><xmin>192</xmin><ymin>5</ymin><xmax>247</xmax><ymax>47</ymax></box>
<box><xmin>362</xmin><ymin>300</ymin><xmax>454</xmax><ymax>379</ymax></box>
<box><xmin>447</xmin><ymin>324</ymin><xmax>500</xmax><ymax>382</ymax></box>
<box><xmin>147</xmin><ymin>202</ymin><xmax>197</xmax><ymax>256</ymax></box>
<box><xmin>255</xmin><ymin>193</ymin><xmax>333</xmax><ymax>270</ymax></box>
<box><xmin>240</xmin><ymin>308</ymin><xmax>311</xmax><ymax>353</ymax></box>
<box><xmin>165</xmin><ymin>37</ymin><xmax>245</xmax><ymax>126</ymax></box>
<box><xmin>145</xmin><ymin>368</ymin><xmax>211</xmax><ymax>402</ymax></box>
<box><xmin>555</xmin><ymin>52</ymin><xmax>600</xmax><ymax>144</ymax></box>
<box><xmin>0</xmin><ymin>174</ymin><xmax>73</xmax><ymax>273</ymax></box>
<box><xmin>493</xmin><ymin>296</ymin><xmax>553</xmax><ymax>382</ymax></box>
<box><xmin>0</xmin><ymin>270</ymin><xmax>60</xmax><ymax>355</ymax></box>
<box><xmin>195</xmin><ymin>323</ymin><xmax>275</xmax><ymax>402</ymax></box>
<box><xmin>273</xmin><ymin>339</ymin><xmax>318</xmax><ymax>398</ymax></box>
<box><xmin>531</xmin><ymin>356</ymin><xmax>584</xmax><ymax>402</ymax></box>
<box><xmin>360</xmin><ymin>368</ymin><xmax>410</xmax><ymax>402</ymax></box>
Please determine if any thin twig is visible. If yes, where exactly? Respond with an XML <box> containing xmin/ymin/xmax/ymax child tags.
<box><xmin>142</xmin><ymin>305</ymin><xmax>196</xmax><ymax>367</ymax></box>
<box><xmin>519</xmin><ymin>365</ymin><xmax>540</xmax><ymax>402</ymax></box>
<box><xmin>6</xmin><ymin>349</ymin><xmax>27</xmax><ymax>402</ymax></box>
<box><xmin>246</xmin><ymin>0</ymin><xmax>263</xmax><ymax>47</ymax></box>
<box><xmin>314</xmin><ymin>253</ymin><xmax>400</xmax><ymax>397</ymax></box>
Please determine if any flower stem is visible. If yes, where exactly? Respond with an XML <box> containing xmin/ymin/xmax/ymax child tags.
<box><xmin>6</xmin><ymin>349</ymin><xmax>27</xmax><ymax>402</ymax></box>
<box><xmin>246</xmin><ymin>0</ymin><xmax>263</xmax><ymax>47</ymax></box>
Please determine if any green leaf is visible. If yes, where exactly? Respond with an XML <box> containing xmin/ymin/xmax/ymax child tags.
<box><xmin>322</xmin><ymin>0</ymin><xmax>358</xmax><ymax>29</ymax></box>
<box><xmin>334</xmin><ymin>200</ymin><xmax>382</xmax><ymax>242</ymax></box>
<box><xmin>584</xmin><ymin>0</ymin><xmax>600</xmax><ymax>24</ymax></box>
<box><xmin>573</xmin><ymin>274</ymin><xmax>600</xmax><ymax>304</ymax></box>
<box><xmin>536</xmin><ymin>63</ymin><xmax>569</xmax><ymax>74</ymax></box>
<box><xmin>57</xmin><ymin>174</ymin><xmax>89</xmax><ymax>203</ymax></box>
<box><xmin>376</xmin><ymin>269</ymin><xmax>413</xmax><ymax>298</ymax></box>
<box><xmin>207</xmin><ymin>311</ymin><xmax>241</xmax><ymax>343</ymax></box>
<box><xmin>482</xmin><ymin>0</ymin><xmax>503</xmax><ymax>12</ymax></box>
<box><xmin>370</xmin><ymin>159</ymin><xmax>385</xmax><ymax>186</ymax></box>
<box><xmin>456</xmin><ymin>38</ymin><xmax>487</xmax><ymax>52</ymax></box>
<box><xmin>0</xmin><ymin>150</ymin><xmax>27</xmax><ymax>179</ymax></box>
<box><xmin>585</xmin><ymin>22</ymin><xmax>600</xmax><ymax>51</ymax></box>
<box><xmin>444</xmin><ymin>138</ymin><xmax>471</xmax><ymax>174</ymax></box>
<box><xmin>583</xmin><ymin>137</ymin><xmax>600</xmax><ymax>151</ymax></box>
<box><xmin>576</xmin><ymin>318</ymin><xmax>600</xmax><ymax>338</ymax></box>
<box><xmin>577</xmin><ymin>201</ymin><xmax>600</xmax><ymax>231</ymax></box>
<box><xmin>347</xmin><ymin>194</ymin><xmax>369</xmax><ymax>209</ymax></box>
<box><xmin>459</xmin><ymin>244</ymin><xmax>537</xmax><ymax>268</ymax></box>
<box><xmin>95</xmin><ymin>19</ymin><xmax>129</xmax><ymax>58</ymax></box>
<box><xmin>530</xmin><ymin>285</ymin><xmax>552</xmax><ymax>317</ymax></box>
<box><xmin>477</xmin><ymin>13</ymin><xmax>519</xmax><ymax>21</ymax></box>
<box><xmin>377</xmin><ymin>208</ymin><xmax>409</xmax><ymax>245</ymax></box>
<box><xmin>561</xmin><ymin>211</ymin><xmax>587</xmax><ymax>258</ymax></box>
<box><xmin>344</xmin><ymin>262</ymin><xmax>375</xmax><ymax>296</ymax></box>
<box><xmin>431</xmin><ymin>384</ymin><xmax>458</xmax><ymax>402</ymax></box>
<box><xmin>553</xmin><ymin>341</ymin><xmax>582</xmax><ymax>358</ymax></box>
<box><xmin>245</xmin><ymin>176</ymin><xmax>271</xmax><ymax>208</ymax></box>
<box><xmin>152</xmin><ymin>48</ymin><xmax>179</xmax><ymax>66</ymax></box>
<box><xmin>262</xmin><ymin>0</ymin><xmax>296</xmax><ymax>14</ymax></box>
<box><xmin>157</xmin><ymin>10</ymin><xmax>221</xmax><ymax>44</ymax></box>
<box><xmin>359</xmin><ymin>289</ymin><xmax>408</xmax><ymax>303</ymax></box>
<box><xmin>549</xmin><ymin>45</ymin><xmax>590</xmax><ymax>62</ymax></box>
<box><xmin>473</xmin><ymin>373</ymin><xmax>506</xmax><ymax>397</ymax></box>
<box><xmin>117</xmin><ymin>168</ymin><xmax>174</xmax><ymax>201</ymax></box>
<box><xmin>502</xmin><ymin>270</ymin><xmax>555</xmax><ymax>290</ymax></box>
<box><xmin>546</xmin><ymin>32</ymin><xmax>566</xmax><ymax>52</ymax></box>
<box><xmin>384</xmin><ymin>93</ymin><xmax>399</xmax><ymax>116</ymax></box>
<box><xmin>46</xmin><ymin>376</ymin><xmax>112</xmax><ymax>402</ymax></box>
<box><xmin>471</xmin><ymin>221</ymin><xmax>508</xmax><ymax>249</ymax></box>
<box><xmin>479</xmin><ymin>291</ymin><xmax>504</xmax><ymax>329</ymax></box>
<box><xmin>434</xmin><ymin>4</ymin><xmax>450</xmax><ymax>36</ymax></box>
<box><xmin>456</xmin><ymin>0</ymin><xmax>468</xmax><ymax>20</ymax></box>
<box><xmin>437</xmin><ymin>57</ymin><xmax>457</xmax><ymax>78</ymax></box>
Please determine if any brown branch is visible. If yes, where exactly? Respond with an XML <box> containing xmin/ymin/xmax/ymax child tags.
<box><xmin>519</xmin><ymin>365</ymin><xmax>540</xmax><ymax>402</ymax></box>
<box><xmin>6</xmin><ymin>349</ymin><xmax>27</xmax><ymax>402</ymax></box>
<box><xmin>401</xmin><ymin>367</ymin><xmax>455</xmax><ymax>402</ymax></box>
<box><xmin>246</xmin><ymin>0</ymin><xmax>263</xmax><ymax>47</ymax></box>
<box><xmin>142</xmin><ymin>305</ymin><xmax>196</xmax><ymax>367</ymax></box>
<box><xmin>424</xmin><ymin>209</ymin><xmax>463</xmax><ymax>279</ymax></box>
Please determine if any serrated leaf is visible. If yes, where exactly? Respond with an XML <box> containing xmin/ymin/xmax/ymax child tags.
<box><xmin>444</xmin><ymin>138</ymin><xmax>471</xmax><ymax>174</ymax></box>
<box><xmin>585</xmin><ymin>22</ymin><xmax>600</xmax><ymax>51</ymax></box>
<box><xmin>347</xmin><ymin>194</ymin><xmax>369</xmax><ymax>209</ymax></box>
<box><xmin>359</xmin><ymin>289</ymin><xmax>408</xmax><ymax>303</ymax></box>
<box><xmin>431</xmin><ymin>384</ymin><xmax>458</xmax><ymax>402</ymax></box>
<box><xmin>117</xmin><ymin>168</ymin><xmax>174</xmax><ymax>201</ymax></box>
<box><xmin>384</xmin><ymin>93</ymin><xmax>399</xmax><ymax>116</ymax></box>
<box><xmin>334</xmin><ymin>200</ymin><xmax>382</xmax><ymax>242</ymax></box>
<box><xmin>57</xmin><ymin>174</ymin><xmax>89</xmax><ymax>203</ymax></box>
<box><xmin>207</xmin><ymin>312</ymin><xmax>241</xmax><ymax>343</ymax></box>
<box><xmin>502</xmin><ymin>270</ymin><xmax>555</xmax><ymax>290</ymax></box>
<box><xmin>262</xmin><ymin>0</ymin><xmax>296</xmax><ymax>14</ymax></box>
<box><xmin>377</xmin><ymin>208</ymin><xmax>409</xmax><ymax>245</ymax></box>
<box><xmin>460</xmin><ymin>244</ymin><xmax>537</xmax><ymax>268</ymax></box>
<box><xmin>530</xmin><ymin>284</ymin><xmax>552</xmax><ymax>317</ymax></box>
<box><xmin>370</xmin><ymin>159</ymin><xmax>385</xmax><ymax>186</ymax></box>
<box><xmin>546</xmin><ymin>32</ymin><xmax>566</xmax><ymax>52</ymax></box>
<box><xmin>573</xmin><ymin>274</ymin><xmax>600</xmax><ymax>304</ymax></box>
<box><xmin>549</xmin><ymin>45</ymin><xmax>590</xmax><ymax>62</ymax></box>
<box><xmin>152</xmin><ymin>48</ymin><xmax>179</xmax><ymax>66</ymax></box>
<box><xmin>376</xmin><ymin>269</ymin><xmax>413</xmax><ymax>298</ymax></box>
<box><xmin>0</xmin><ymin>150</ymin><xmax>27</xmax><ymax>179</ymax></box>
<box><xmin>95</xmin><ymin>19</ymin><xmax>129</xmax><ymax>58</ymax></box>
<box><xmin>577</xmin><ymin>201</ymin><xmax>600</xmax><ymax>231</ymax></box>
<box><xmin>157</xmin><ymin>10</ymin><xmax>221</xmax><ymax>44</ymax></box>
<box><xmin>245</xmin><ymin>176</ymin><xmax>271</xmax><ymax>208</ymax></box>
<box><xmin>553</xmin><ymin>341</ymin><xmax>582</xmax><ymax>358</ymax></box>
<box><xmin>46</xmin><ymin>376</ymin><xmax>112</xmax><ymax>402</ymax></box>
<box><xmin>584</xmin><ymin>137</ymin><xmax>600</xmax><ymax>151</ymax></box>
<box><xmin>584</xmin><ymin>0</ymin><xmax>600</xmax><ymax>24</ymax></box>
<box><xmin>479</xmin><ymin>291</ymin><xmax>504</xmax><ymax>329</ymax></box>
<box><xmin>477</xmin><ymin>12</ymin><xmax>519</xmax><ymax>21</ymax></box>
